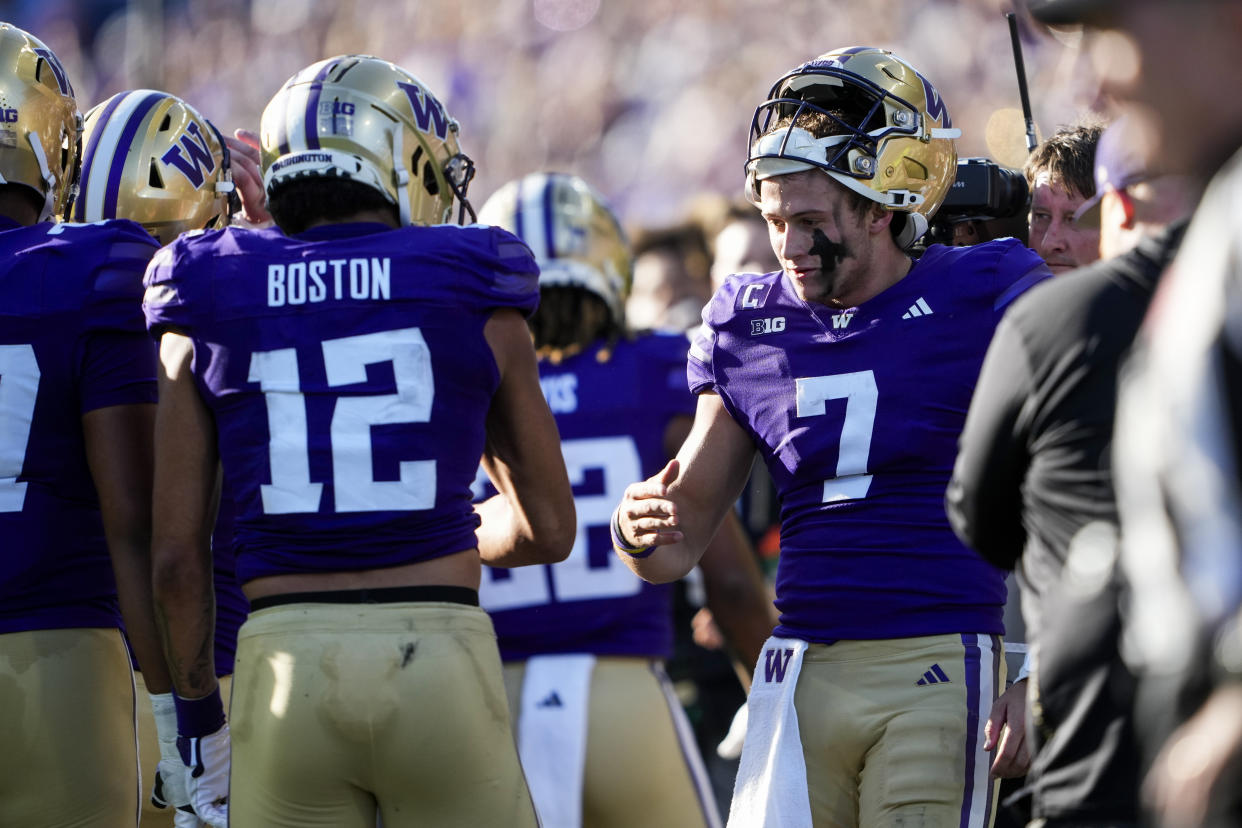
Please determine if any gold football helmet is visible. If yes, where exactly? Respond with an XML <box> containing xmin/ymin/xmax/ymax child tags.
<box><xmin>478</xmin><ymin>172</ymin><xmax>631</xmax><ymax>325</ymax></box>
<box><xmin>260</xmin><ymin>55</ymin><xmax>475</xmax><ymax>226</ymax></box>
<box><xmin>0</xmin><ymin>24</ymin><xmax>80</xmax><ymax>222</ymax></box>
<box><xmin>73</xmin><ymin>90</ymin><xmax>235</xmax><ymax>245</ymax></box>
<box><xmin>747</xmin><ymin>47</ymin><xmax>959</xmax><ymax>248</ymax></box>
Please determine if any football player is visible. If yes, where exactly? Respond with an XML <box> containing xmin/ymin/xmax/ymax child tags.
<box><xmin>476</xmin><ymin>172</ymin><xmax>774</xmax><ymax>828</ymax></box>
<box><xmin>0</xmin><ymin>23</ymin><xmax>164</xmax><ymax>827</ymax></box>
<box><xmin>614</xmin><ymin>47</ymin><xmax>1052</xmax><ymax>827</ymax></box>
<box><xmin>143</xmin><ymin>55</ymin><xmax>575</xmax><ymax>827</ymax></box>
<box><xmin>74</xmin><ymin>89</ymin><xmax>252</xmax><ymax>828</ymax></box>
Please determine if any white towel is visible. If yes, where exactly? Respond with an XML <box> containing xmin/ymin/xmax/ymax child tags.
<box><xmin>517</xmin><ymin>654</ymin><xmax>596</xmax><ymax>828</ymax></box>
<box><xmin>727</xmin><ymin>637</ymin><xmax>812</xmax><ymax>828</ymax></box>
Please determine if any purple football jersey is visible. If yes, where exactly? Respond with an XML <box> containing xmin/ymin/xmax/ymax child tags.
<box><xmin>689</xmin><ymin>239</ymin><xmax>1051</xmax><ymax>643</ymax></box>
<box><xmin>0</xmin><ymin>218</ymin><xmax>160</xmax><ymax>634</ymax></box>
<box><xmin>481</xmin><ymin>333</ymin><xmax>695</xmax><ymax>661</ymax></box>
<box><xmin>143</xmin><ymin>222</ymin><xmax>539</xmax><ymax>584</ymax></box>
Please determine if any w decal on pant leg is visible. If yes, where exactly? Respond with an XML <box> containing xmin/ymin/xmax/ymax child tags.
<box><xmin>764</xmin><ymin>648</ymin><xmax>794</xmax><ymax>683</ymax></box>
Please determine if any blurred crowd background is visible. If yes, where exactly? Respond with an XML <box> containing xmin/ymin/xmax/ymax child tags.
<box><xmin>2</xmin><ymin>0</ymin><xmax>1101</xmax><ymax>228</ymax></box>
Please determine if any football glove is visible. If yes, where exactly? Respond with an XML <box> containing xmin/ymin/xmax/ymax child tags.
<box><xmin>177</xmin><ymin>723</ymin><xmax>230</xmax><ymax>828</ymax></box>
<box><xmin>149</xmin><ymin>692</ymin><xmax>192</xmax><ymax>812</ymax></box>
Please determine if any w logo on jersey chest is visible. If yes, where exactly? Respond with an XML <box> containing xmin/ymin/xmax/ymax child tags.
<box><xmin>160</xmin><ymin>121</ymin><xmax>216</xmax><ymax>189</ymax></box>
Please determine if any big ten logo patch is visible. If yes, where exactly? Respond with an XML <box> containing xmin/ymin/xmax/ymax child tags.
<box><xmin>0</xmin><ymin>108</ymin><xmax>17</xmax><ymax>123</ymax></box>
<box><xmin>750</xmin><ymin>317</ymin><xmax>785</xmax><ymax>336</ymax></box>
<box><xmin>319</xmin><ymin>100</ymin><xmax>355</xmax><ymax>136</ymax></box>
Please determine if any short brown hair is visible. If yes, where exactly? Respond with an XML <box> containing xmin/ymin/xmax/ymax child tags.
<box><xmin>1023</xmin><ymin>121</ymin><xmax>1105</xmax><ymax>200</ymax></box>
<box><xmin>753</xmin><ymin>110</ymin><xmax>875</xmax><ymax>216</ymax></box>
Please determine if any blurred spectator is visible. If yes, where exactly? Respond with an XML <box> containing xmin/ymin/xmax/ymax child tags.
<box><xmin>1024</xmin><ymin>120</ymin><xmax>1106</xmax><ymax>274</ymax></box>
<box><xmin>626</xmin><ymin>221</ymin><xmax>712</xmax><ymax>332</ymax></box>
<box><xmin>698</xmin><ymin>197</ymin><xmax>779</xmax><ymax>292</ymax></box>
<box><xmin>1031</xmin><ymin>1</ymin><xmax>1242</xmax><ymax>826</ymax></box>
<box><xmin>948</xmin><ymin>113</ymin><xmax>1197</xmax><ymax>828</ymax></box>
<box><xmin>8</xmin><ymin>1</ymin><xmax>1106</xmax><ymax>230</ymax></box>
<box><xmin>1072</xmin><ymin>116</ymin><xmax>1197</xmax><ymax>262</ymax></box>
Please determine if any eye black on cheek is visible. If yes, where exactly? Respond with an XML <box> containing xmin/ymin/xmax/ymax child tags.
<box><xmin>809</xmin><ymin>229</ymin><xmax>846</xmax><ymax>274</ymax></box>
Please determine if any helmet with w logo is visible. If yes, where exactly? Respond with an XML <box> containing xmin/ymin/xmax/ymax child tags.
<box><xmin>0</xmin><ymin>24</ymin><xmax>80</xmax><ymax>222</ymax></box>
<box><xmin>259</xmin><ymin>55</ymin><xmax>475</xmax><ymax>226</ymax></box>
<box><xmin>73</xmin><ymin>90</ymin><xmax>234</xmax><ymax>244</ymax></box>
<box><xmin>747</xmin><ymin>47</ymin><xmax>959</xmax><ymax>248</ymax></box>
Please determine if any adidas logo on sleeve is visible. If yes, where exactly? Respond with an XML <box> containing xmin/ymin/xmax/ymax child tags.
<box><xmin>902</xmin><ymin>297</ymin><xmax>934</xmax><ymax>319</ymax></box>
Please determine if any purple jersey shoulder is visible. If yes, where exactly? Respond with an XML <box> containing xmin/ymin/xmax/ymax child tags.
<box><xmin>144</xmin><ymin>223</ymin><xmax>539</xmax><ymax>335</ymax></box>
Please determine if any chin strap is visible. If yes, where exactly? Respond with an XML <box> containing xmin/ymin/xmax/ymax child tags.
<box><xmin>26</xmin><ymin>131</ymin><xmax>58</xmax><ymax>222</ymax></box>
<box><xmin>391</xmin><ymin>127</ymin><xmax>411</xmax><ymax>226</ymax></box>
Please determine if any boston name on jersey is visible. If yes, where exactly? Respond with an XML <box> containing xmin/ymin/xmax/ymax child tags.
<box><xmin>143</xmin><ymin>221</ymin><xmax>539</xmax><ymax>584</ymax></box>
<box><xmin>689</xmin><ymin>238</ymin><xmax>1051</xmax><ymax>643</ymax></box>
<box><xmin>266</xmin><ymin>256</ymin><xmax>391</xmax><ymax>306</ymax></box>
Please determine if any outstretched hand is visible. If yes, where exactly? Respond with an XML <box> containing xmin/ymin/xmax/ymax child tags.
<box><xmin>616</xmin><ymin>459</ymin><xmax>683</xmax><ymax>549</ymax></box>
<box><xmin>225</xmin><ymin>128</ymin><xmax>272</xmax><ymax>226</ymax></box>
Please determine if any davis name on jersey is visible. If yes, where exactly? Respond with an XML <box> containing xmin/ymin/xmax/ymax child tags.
<box><xmin>689</xmin><ymin>239</ymin><xmax>1051</xmax><ymax>643</ymax></box>
<box><xmin>143</xmin><ymin>221</ymin><xmax>539</xmax><ymax>583</ymax></box>
<box><xmin>480</xmin><ymin>332</ymin><xmax>695</xmax><ymax>661</ymax></box>
<box><xmin>0</xmin><ymin>218</ymin><xmax>160</xmax><ymax>633</ymax></box>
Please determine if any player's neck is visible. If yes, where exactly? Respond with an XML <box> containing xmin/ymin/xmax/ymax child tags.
<box><xmin>302</xmin><ymin>208</ymin><xmax>401</xmax><ymax>232</ymax></box>
<box><xmin>830</xmin><ymin>247</ymin><xmax>913</xmax><ymax>309</ymax></box>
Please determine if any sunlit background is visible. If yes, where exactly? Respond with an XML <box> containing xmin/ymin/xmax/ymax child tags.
<box><xmin>1</xmin><ymin>0</ymin><xmax>1101</xmax><ymax>228</ymax></box>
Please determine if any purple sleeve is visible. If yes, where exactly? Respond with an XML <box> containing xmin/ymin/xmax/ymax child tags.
<box><xmin>688</xmin><ymin>276</ymin><xmax>750</xmax><ymax>394</ymax></box>
<box><xmin>142</xmin><ymin>243</ymin><xmax>197</xmax><ymax>335</ymax></box>
<box><xmin>991</xmin><ymin>240</ymin><xmax>1053</xmax><ymax>311</ymax></box>
<box><xmin>77</xmin><ymin>224</ymin><xmax>159</xmax><ymax>412</ymax></box>
<box><xmin>78</xmin><ymin>331</ymin><xmax>157</xmax><ymax>413</ymax></box>
<box><xmin>458</xmin><ymin>226</ymin><xmax>541</xmax><ymax>317</ymax></box>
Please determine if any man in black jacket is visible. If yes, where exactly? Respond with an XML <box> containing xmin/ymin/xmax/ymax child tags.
<box><xmin>947</xmin><ymin>115</ymin><xmax>1197</xmax><ymax>827</ymax></box>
